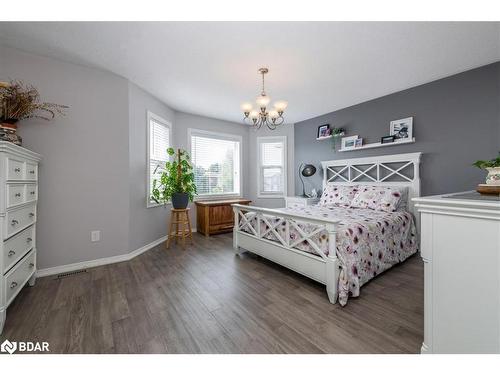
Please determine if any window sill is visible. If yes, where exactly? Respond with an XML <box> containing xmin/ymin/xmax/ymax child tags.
<box><xmin>257</xmin><ymin>194</ymin><xmax>286</xmax><ymax>199</ymax></box>
<box><xmin>147</xmin><ymin>201</ymin><xmax>171</xmax><ymax>208</ymax></box>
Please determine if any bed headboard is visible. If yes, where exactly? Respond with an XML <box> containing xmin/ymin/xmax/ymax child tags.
<box><xmin>320</xmin><ymin>152</ymin><xmax>422</xmax><ymax>218</ymax></box>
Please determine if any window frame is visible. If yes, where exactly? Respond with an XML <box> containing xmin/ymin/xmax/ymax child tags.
<box><xmin>146</xmin><ymin>111</ymin><xmax>172</xmax><ymax>208</ymax></box>
<box><xmin>257</xmin><ymin>136</ymin><xmax>287</xmax><ymax>199</ymax></box>
<box><xmin>188</xmin><ymin>128</ymin><xmax>243</xmax><ymax>200</ymax></box>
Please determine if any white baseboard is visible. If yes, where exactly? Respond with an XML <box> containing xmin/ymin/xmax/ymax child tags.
<box><xmin>37</xmin><ymin>228</ymin><xmax>196</xmax><ymax>278</ymax></box>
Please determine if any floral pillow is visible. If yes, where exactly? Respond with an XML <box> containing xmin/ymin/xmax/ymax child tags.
<box><xmin>319</xmin><ymin>185</ymin><xmax>359</xmax><ymax>207</ymax></box>
<box><xmin>350</xmin><ymin>186</ymin><xmax>406</xmax><ymax>212</ymax></box>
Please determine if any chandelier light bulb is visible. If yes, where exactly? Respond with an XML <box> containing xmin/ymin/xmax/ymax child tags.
<box><xmin>268</xmin><ymin>110</ymin><xmax>279</xmax><ymax>120</ymax></box>
<box><xmin>249</xmin><ymin>110</ymin><xmax>259</xmax><ymax>120</ymax></box>
<box><xmin>241</xmin><ymin>102</ymin><xmax>253</xmax><ymax>113</ymax></box>
<box><xmin>256</xmin><ymin>94</ymin><xmax>271</xmax><ymax>108</ymax></box>
<box><xmin>273</xmin><ymin>100</ymin><xmax>288</xmax><ymax>112</ymax></box>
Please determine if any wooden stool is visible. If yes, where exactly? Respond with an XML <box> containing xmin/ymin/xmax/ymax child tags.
<box><xmin>166</xmin><ymin>208</ymin><xmax>193</xmax><ymax>249</ymax></box>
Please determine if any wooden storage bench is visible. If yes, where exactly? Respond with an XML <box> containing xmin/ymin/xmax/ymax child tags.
<box><xmin>195</xmin><ymin>199</ymin><xmax>251</xmax><ymax>236</ymax></box>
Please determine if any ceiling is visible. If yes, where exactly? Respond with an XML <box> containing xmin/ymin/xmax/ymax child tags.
<box><xmin>0</xmin><ymin>22</ymin><xmax>499</xmax><ymax>124</ymax></box>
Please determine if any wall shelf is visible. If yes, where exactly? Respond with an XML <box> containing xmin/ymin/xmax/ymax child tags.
<box><xmin>338</xmin><ymin>137</ymin><xmax>415</xmax><ymax>152</ymax></box>
<box><xmin>316</xmin><ymin>135</ymin><xmax>332</xmax><ymax>141</ymax></box>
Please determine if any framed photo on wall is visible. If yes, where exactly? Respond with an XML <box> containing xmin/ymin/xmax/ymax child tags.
<box><xmin>341</xmin><ymin>135</ymin><xmax>359</xmax><ymax>150</ymax></box>
<box><xmin>390</xmin><ymin>117</ymin><xmax>413</xmax><ymax>141</ymax></box>
<box><xmin>317</xmin><ymin>124</ymin><xmax>330</xmax><ymax>138</ymax></box>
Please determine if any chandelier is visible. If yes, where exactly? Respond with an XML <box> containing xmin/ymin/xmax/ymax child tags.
<box><xmin>241</xmin><ymin>67</ymin><xmax>287</xmax><ymax>130</ymax></box>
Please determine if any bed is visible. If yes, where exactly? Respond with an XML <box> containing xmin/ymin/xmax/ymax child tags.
<box><xmin>232</xmin><ymin>152</ymin><xmax>422</xmax><ymax>305</ymax></box>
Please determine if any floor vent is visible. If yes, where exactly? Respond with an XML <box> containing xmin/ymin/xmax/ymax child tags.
<box><xmin>54</xmin><ymin>269</ymin><xmax>88</xmax><ymax>279</ymax></box>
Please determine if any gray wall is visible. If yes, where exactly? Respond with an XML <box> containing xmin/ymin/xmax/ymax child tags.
<box><xmin>294</xmin><ymin>62</ymin><xmax>500</xmax><ymax>196</ymax></box>
<box><xmin>247</xmin><ymin>124</ymin><xmax>295</xmax><ymax>208</ymax></box>
<box><xmin>0</xmin><ymin>45</ymin><xmax>131</xmax><ymax>269</ymax></box>
<box><xmin>128</xmin><ymin>82</ymin><xmax>175</xmax><ymax>252</ymax></box>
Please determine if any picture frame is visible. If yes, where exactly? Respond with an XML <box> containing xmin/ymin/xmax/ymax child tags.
<box><xmin>354</xmin><ymin>138</ymin><xmax>363</xmax><ymax>148</ymax></box>
<box><xmin>317</xmin><ymin>124</ymin><xmax>330</xmax><ymax>138</ymax></box>
<box><xmin>390</xmin><ymin>117</ymin><xmax>413</xmax><ymax>141</ymax></box>
<box><xmin>380</xmin><ymin>135</ymin><xmax>395</xmax><ymax>144</ymax></box>
<box><xmin>341</xmin><ymin>135</ymin><xmax>359</xmax><ymax>150</ymax></box>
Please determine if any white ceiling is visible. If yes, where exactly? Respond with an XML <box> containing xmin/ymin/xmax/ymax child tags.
<box><xmin>0</xmin><ymin>22</ymin><xmax>499</xmax><ymax>123</ymax></box>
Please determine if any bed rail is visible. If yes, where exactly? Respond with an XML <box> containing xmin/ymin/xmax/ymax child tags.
<box><xmin>231</xmin><ymin>204</ymin><xmax>339</xmax><ymax>261</ymax></box>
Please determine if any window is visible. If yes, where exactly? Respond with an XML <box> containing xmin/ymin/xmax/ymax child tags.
<box><xmin>189</xmin><ymin>129</ymin><xmax>241</xmax><ymax>198</ymax></box>
<box><xmin>147</xmin><ymin>111</ymin><xmax>171</xmax><ymax>207</ymax></box>
<box><xmin>257</xmin><ymin>136</ymin><xmax>287</xmax><ymax>197</ymax></box>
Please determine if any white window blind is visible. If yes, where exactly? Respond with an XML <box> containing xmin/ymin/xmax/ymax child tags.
<box><xmin>258</xmin><ymin>137</ymin><xmax>287</xmax><ymax>197</ymax></box>
<box><xmin>147</xmin><ymin>112</ymin><xmax>171</xmax><ymax>207</ymax></box>
<box><xmin>190</xmin><ymin>130</ymin><xmax>241</xmax><ymax>197</ymax></box>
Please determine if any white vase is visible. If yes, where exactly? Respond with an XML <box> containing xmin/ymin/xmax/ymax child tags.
<box><xmin>485</xmin><ymin>167</ymin><xmax>500</xmax><ymax>185</ymax></box>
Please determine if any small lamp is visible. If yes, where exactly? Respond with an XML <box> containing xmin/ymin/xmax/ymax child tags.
<box><xmin>299</xmin><ymin>163</ymin><xmax>317</xmax><ymax>197</ymax></box>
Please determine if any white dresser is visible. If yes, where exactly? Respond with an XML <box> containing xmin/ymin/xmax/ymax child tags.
<box><xmin>0</xmin><ymin>142</ymin><xmax>41</xmax><ymax>334</ymax></box>
<box><xmin>413</xmin><ymin>192</ymin><xmax>500</xmax><ymax>353</ymax></box>
<box><xmin>284</xmin><ymin>196</ymin><xmax>320</xmax><ymax>209</ymax></box>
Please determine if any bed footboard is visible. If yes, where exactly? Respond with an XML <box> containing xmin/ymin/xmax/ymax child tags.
<box><xmin>231</xmin><ymin>204</ymin><xmax>340</xmax><ymax>304</ymax></box>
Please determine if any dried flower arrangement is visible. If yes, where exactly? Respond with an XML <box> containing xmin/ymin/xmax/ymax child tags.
<box><xmin>0</xmin><ymin>80</ymin><xmax>68</xmax><ymax>125</ymax></box>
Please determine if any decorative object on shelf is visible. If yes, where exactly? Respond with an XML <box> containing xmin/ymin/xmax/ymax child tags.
<box><xmin>355</xmin><ymin>138</ymin><xmax>363</xmax><ymax>148</ymax></box>
<box><xmin>330</xmin><ymin>127</ymin><xmax>345</xmax><ymax>151</ymax></box>
<box><xmin>241</xmin><ymin>67</ymin><xmax>288</xmax><ymax>130</ymax></box>
<box><xmin>151</xmin><ymin>147</ymin><xmax>197</xmax><ymax>209</ymax></box>
<box><xmin>473</xmin><ymin>152</ymin><xmax>500</xmax><ymax>186</ymax></box>
<box><xmin>0</xmin><ymin>80</ymin><xmax>68</xmax><ymax>146</ymax></box>
<box><xmin>341</xmin><ymin>135</ymin><xmax>359</xmax><ymax>151</ymax></box>
<box><xmin>298</xmin><ymin>163</ymin><xmax>317</xmax><ymax>197</ymax></box>
<box><xmin>390</xmin><ymin>117</ymin><xmax>413</xmax><ymax>141</ymax></box>
<box><xmin>310</xmin><ymin>188</ymin><xmax>318</xmax><ymax>198</ymax></box>
<box><xmin>317</xmin><ymin>124</ymin><xmax>330</xmax><ymax>138</ymax></box>
<box><xmin>381</xmin><ymin>135</ymin><xmax>395</xmax><ymax>144</ymax></box>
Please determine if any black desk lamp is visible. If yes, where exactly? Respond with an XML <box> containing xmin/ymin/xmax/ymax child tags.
<box><xmin>299</xmin><ymin>163</ymin><xmax>317</xmax><ymax>197</ymax></box>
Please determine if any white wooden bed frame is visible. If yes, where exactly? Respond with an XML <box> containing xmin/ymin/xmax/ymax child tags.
<box><xmin>232</xmin><ymin>152</ymin><xmax>422</xmax><ymax>304</ymax></box>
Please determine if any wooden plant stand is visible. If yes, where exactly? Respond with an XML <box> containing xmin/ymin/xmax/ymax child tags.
<box><xmin>166</xmin><ymin>208</ymin><xmax>193</xmax><ymax>249</ymax></box>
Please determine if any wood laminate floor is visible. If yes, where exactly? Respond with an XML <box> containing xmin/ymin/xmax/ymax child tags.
<box><xmin>1</xmin><ymin>233</ymin><xmax>423</xmax><ymax>353</ymax></box>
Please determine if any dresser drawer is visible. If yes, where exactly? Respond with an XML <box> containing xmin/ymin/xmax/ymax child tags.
<box><xmin>5</xmin><ymin>203</ymin><xmax>37</xmax><ymax>239</ymax></box>
<box><xmin>3</xmin><ymin>225</ymin><xmax>35</xmax><ymax>273</ymax></box>
<box><xmin>4</xmin><ymin>249</ymin><xmax>35</xmax><ymax>305</ymax></box>
<box><xmin>6</xmin><ymin>184</ymin><xmax>25</xmax><ymax>207</ymax></box>
<box><xmin>25</xmin><ymin>162</ymin><xmax>38</xmax><ymax>181</ymax></box>
<box><xmin>7</xmin><ymin>157</ymin><xmax>25</xmax><ymax>180</ymax></box>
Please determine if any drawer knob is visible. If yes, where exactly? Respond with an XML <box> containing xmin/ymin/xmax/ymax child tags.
<box><xmin>29</xmin><ymin>263</ymin><xmax>35</xmax><ymax>268</ymax></box>
<box><xmin>30</xmin><ymin>191</ymin><xmax>35</xmax><ymax>195</ymax></box>
<box><xmin>27</xmin><ymin>237</ymin><xmax>32</xmax><ymax>242</ymax></box>
<box><xmin>29</xmin><ymin>213</ymin><xmax>35</xmax><ymax>218</ymax></box>
<box><xmin>15</xmin><ymin>193</ymin><xmax>21</xmax><ymax>197</ymax></box>
<box><xmin>11</xmin><ymin>219</ymin><xmax>19</xmax><ymax>226</ymax></box>
<box><xmin>8</xmin><ymin>250</ymin><xmax>15</xmax><ymax>257</ymax></box>
<box><xmin>14</xmin><ymin>168</ymin><xmax>21</xmax><ymax>172</ymax></box>
<box><xmin>10</xmin><ymin>281</ymin><xmax>18</xmax><ymax>289</ymax></box>
<box><xmin>29</xmin><ymin>170</ymin><xmax>35</xmax><ymax>174</ymax></box>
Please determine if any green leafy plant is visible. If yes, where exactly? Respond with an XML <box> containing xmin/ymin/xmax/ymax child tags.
<box><xmin>151</xmin><ymin>148</ymin><xmax>197</xmax><ymax>204</ymax></box>
<box><xmin>473</xmin><ymin>152</ymin><xmax>500</xmax><ymax>170</ymax></box>
<box><xmin>330</xmin><ymin>127</ymin><xmax>345</xmax><ymax>151</ymax></box>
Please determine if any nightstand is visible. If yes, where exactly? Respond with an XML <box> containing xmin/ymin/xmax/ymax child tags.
<box><xmin>284</xmin><ymin>196</ymin><xmax>320</xmax><ymax>209</ymax></box>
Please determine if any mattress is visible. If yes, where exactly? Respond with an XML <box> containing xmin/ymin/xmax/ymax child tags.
<box><xmin>243</xmin><ymin>205</ymin><xmax>418</xmax><ymax>305</ymax></box>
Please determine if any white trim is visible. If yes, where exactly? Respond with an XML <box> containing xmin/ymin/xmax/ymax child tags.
<box><xmin>188</xmin><ymin>128</ymin><xmax>243</xmax><ymax>198</ymax></box>
<box><xmin>257</xmin><ymin>136</ymin><xmax>288</xmax><ymax>199</ymax></box>
<box><xmin>146</xmin><ymin>110</ymin><xmax>172</xmax><ymax>208</ymax></box>
<box><xmin>36</xmin><ymin>229</ymin><xmax>196</xmax><ymax>278</ymax></box>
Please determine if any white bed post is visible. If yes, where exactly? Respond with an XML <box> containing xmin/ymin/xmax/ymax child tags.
<box><xmin>325</xmin><ymin>223</ymin><xmax>339</xmax><ymax>304</ymax></box>
<box><xmin>232</xmin><ymin>206</ymin><xmax>243</xmax><ymax>255</ymax></box>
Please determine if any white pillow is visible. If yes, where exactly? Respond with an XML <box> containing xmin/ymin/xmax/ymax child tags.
<box><xmin>319</xmin><ymin>185</ymin><xmax>359</xmax><ymax>207</ymax></box>
<box><xmin>350</xmin><ymin>186</ymin><xmax>407</xmax><ymax>212</ymax></box>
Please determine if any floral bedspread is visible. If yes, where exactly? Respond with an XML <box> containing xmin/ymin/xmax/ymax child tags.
<box><xmin>242</xmin><ymin>205</ymin><xmax>418</xmax><ymax>305</ymax></box>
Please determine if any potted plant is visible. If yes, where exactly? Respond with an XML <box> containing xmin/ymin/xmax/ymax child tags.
<box><xmin>0</xmin><ymin>80</ymin><xmax>67</xmax><ymax>145</ymax></box>
<box><xmin>151</xmin><ymin>147</ymin><xmax>197</xmax><ymax>209</ymax></box>
<box><xmin>473</xmin><ymin>152</ymin><xmax>500</xmax><ymax>185</ymax></box>
<box><xmin>330</xmin><ymin>127</ymin><xmax>345</xmax><ymax>151</ymax></box>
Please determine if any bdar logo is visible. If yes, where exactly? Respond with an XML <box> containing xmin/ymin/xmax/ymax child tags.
<box><xmin>1</xmin><ymin>339</ymin><xmax>17</xmax><ymax>354</ymax></box>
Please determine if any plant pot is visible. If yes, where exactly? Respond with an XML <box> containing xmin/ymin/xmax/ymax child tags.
<box><xmin>172</xmin><ymin>192</ymin><xmax>189</xmax><ymax>209</ymax></box>
<box><xmin>485</xmin><ymin>167</ymin><xmax>500</xmax><ymax>185</ymax></box>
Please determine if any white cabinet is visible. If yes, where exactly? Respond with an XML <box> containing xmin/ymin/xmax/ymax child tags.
<box><xmin>284</xmin><ymin>196</ymin><xmax>320</xmax><ymax>209</ymax></box>
<box><xmin>413</xmin><ymin>192</ymin><xmax>500</xmax><ymax>353</ymax></box>
<box><xmin>0</xmin><ymin>142</ymin><xmax>41</xmax><ymax>334</ymax></box>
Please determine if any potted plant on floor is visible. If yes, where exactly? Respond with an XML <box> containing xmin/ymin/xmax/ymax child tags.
<box><xmin>473</xmin><ymin>152</ymin><xmax>500</xmax><ymax>186</ymax></box>
<box><xmin>151</xmin><ymin>147</ymin><xmax>197</xmax><ymax>209</ymax></box>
